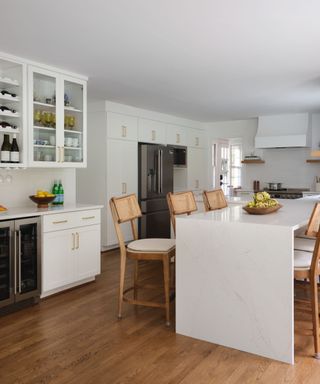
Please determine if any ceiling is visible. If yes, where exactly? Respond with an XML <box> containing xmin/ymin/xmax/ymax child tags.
<box><xmin>2</xmin><ymin>0</ymin><xmax>320</xmax><ymax>121</ymax></box>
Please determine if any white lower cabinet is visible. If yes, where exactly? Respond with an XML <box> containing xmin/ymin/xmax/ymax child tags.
<box><xmin>41</xmin><ymin>210</ymin><xmax>101</xmax><ymax>296</ymax></box>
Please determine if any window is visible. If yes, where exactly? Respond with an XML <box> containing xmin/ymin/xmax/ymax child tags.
<box><xmin>230</xmin><ymin>141</ymin><xmax>242</xmax><ymax>188</ymax></box>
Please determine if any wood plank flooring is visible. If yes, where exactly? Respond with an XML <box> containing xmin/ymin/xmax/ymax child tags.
<box><xmin>1</xmin><ymin>250</ymin><xmax>320</xmax><ymax>383</ymax></box>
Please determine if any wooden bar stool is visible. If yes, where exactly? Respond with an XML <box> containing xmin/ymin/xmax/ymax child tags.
<box><xmin>202</xmin><ymin>188</ymin><xmax>228</xmax><ymax>212</ymax></box>
<box><xmin>294</xmin><ymin>202</ymin><xmax>320</xmax><ymax>358</ymax></box>
<box><xmin>294</xmin><ymin>204</ymin><xmax>319</xmax><ymax>252</ymax></box>
<box><xmin>109</xmin><ymin>193</ymin><xmax>175</xmax><ymax>326</ymax></box>
<box><xmin>167</xmin><ymin>191</ymin><xmax>198</xmax><ymax>235</ymax></box>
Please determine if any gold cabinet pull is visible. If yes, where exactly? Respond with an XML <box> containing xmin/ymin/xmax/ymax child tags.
<box><xmin>122</xmin><ymin>182</ymin><xmax>127</xmax><ymax>194</ymax></box>
<box><xmin>82</xmin><ymin>216</ymin><xmax>95</xmax><ymax>220</ymax></box>
<box><xmin>76</xmin><ymin>232</ymin><xmax>79</xmax><ymax>249</ymax></box>
<box><xmin>52</xmin><ymin>220</ymin><xmax>68</xmax><ymax>224</ymax></box>
<box><xmin>72</xmin><ymin>233</ymin><xmax>75</xmax><ymax>250</ymax></box>
<box><xmin>195</xmin><ymin>137</ymin><xmax>199</xmax><ymax>146</ymax></box>
<box><xmin>121</xmin><ymin>125</ymin><xmax>127</xmax><ymax>137</ymax></box>
<box><xmin>176</xmin><ymin>133</ymin><xmax>180</xmax><ymax>144</ymax></box>
<box><xmin>151</xmin><ymin>130</ymin><xmax>156</xmax><ymax>141</ymax></box>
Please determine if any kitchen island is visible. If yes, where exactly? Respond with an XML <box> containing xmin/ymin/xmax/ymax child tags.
<box><xmin>176</xmin><ymin>198</ymin><xmax>318</xmax><ymax>364</ymax></box>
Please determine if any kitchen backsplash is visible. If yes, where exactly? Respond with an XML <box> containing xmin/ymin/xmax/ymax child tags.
<box><xmin>0</xmin><ymin>168</ymin><xmax>76</xmax><ymax>208</ymax></box>
<box><xmin>243</xmin><ymin>147</ymin><xmax>319</xmax><ymax>191</ymax></box>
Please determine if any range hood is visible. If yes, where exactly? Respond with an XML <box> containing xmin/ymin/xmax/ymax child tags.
<box><xmin>255</xmin><ymin>113</ymin><xmax>312</xmax><ymax>148</ymax></box>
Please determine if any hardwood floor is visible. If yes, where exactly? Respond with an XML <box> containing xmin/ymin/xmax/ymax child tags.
<box><xmin>1</xmin><ymin>251</ymin><xmax>320</xmax><ymax>384</ymax></box>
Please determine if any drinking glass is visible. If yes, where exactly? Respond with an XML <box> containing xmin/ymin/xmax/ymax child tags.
<box><xmin>34</xmin><ymin>110</ymin><xmax>41</xmax><ymax>125</ymax></box>
<box><xmin>68</xmin><ymin>116</ymin><xmax>75</xmax><ymax>130</ymax></box>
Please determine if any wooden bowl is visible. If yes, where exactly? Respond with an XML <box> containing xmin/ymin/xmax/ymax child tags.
<box><xmin>242</xmin><ymin>204</ymin><xmax>282</xmax><ymax>215</ymax></box>
<box><xmin>29</xmin><ymin>195</ymin><xmax>55</xmax><ymax>208</ymax></box>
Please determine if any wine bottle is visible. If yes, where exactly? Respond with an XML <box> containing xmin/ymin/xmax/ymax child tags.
<box><xmin>0</xmin><ymin>90</ymin><xmax>17</xmax><ymax>98</ymax></box>
<box><xmin>0</xmin><ymin>106</ymin><xmax>16</xmax><ymax>113</ymax></box>
<box><xmin>0</xmin><ymin>121</ymin><xmax>17</xmax><ymax>129</ymax></box>
<box><xmin>10</xmin><ymin>134</ymin><xmax>19</xmax><ymax>163</ymax></box>
<box><xmin>1</xmin><ymin>134</ymin><xmax>11</xmax><ymax>163</ymax></box>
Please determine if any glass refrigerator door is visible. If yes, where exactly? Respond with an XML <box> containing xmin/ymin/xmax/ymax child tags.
<box><xmin>15</xmin><ymin>218</ymin><xmax>40</xmax><ymax>301</ymax></box>
<box><xmin>63</xmin><ymin>78</ymin><xmax>85</xmax><ymax>164</ymax></box>
<box><xmin>0</xmin><ymin>221</ymin><xmax>14</xmax><ymax>308</ymax></box>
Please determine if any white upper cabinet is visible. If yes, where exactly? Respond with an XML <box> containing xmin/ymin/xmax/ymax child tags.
<box><xmin>138</xmin><ymin>118</ymin><xmax>166</xmax><ymax>144</ymax></box>
<box><xmin>0</xmin><ymin>54</ymin><xmax>27</xmax><ymax>168</ymax></box>
<box><xmin>166</xmin><ymin>124</ymin><xmax>187</xmax><ymax>146</ymax></box>
<box><xmin>188</xmin><ymin>128</ymin><xmax>206</xmax><ymax>148</ymax></box>
<box><xmin>107</xmin><ymin>112</ymin><xmax>138</xmax><ymax>141</ymax></box>
<box><xmin>28</xmin><ymin>66</ymin><xmax>87</xmax><ymax>167</ymax></box>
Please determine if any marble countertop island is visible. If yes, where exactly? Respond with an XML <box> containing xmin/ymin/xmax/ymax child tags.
<box><xmin>176</xmin><ymin>198</ymin><xmax>317</xmax><ymax>364</ymax></box>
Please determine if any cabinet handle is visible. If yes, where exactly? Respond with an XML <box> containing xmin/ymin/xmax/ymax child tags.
<box><xmin>122</xmin><ymin>182</ymin><xmax>127</xmax><ymax>194</ymax></box>
<box><xmin>176</xmin><ymin>133</ymin><xmax>180</xmax><ymax>144</ymax></box>
<box><xmin>13</xmin><ymin>230</ymin><xmax>17</xmax><ymax>295</ymax></box>
<box><xmin>61</xmin><ymin>147</ymin><xmax>65</xmax><ymax>163</ymax></box>
<box><xmin>16</xmin><ymin>230</ymin><xmax>21</xmax><ymax>293</ymax></box>
<box><xmin>52</xmin><ymin>220</ymin><xmax>68</xmax><ymax>224</ymax></box>
<box><xmin>76</xmin><ymin>232</ymin><xmax>79</xmax><ymax>249</ymax></box>
<box><xmin>82</xmin><ymin>216</ymin><xmax>95</xmax><ymax>220</ymax></box>
<box><xmin>72</xmin><ymin>233</ymin><xmax>75</xmax><ymax>250</ymax></box>
<box><xmin>121</xmin><ymin>125</ymin><xmax>127</xmax><ymax>138</ymax></box>
<box><xmin>195</xmin><ymin>137</ymin><xmax>199</xmax><ymax>146</ymax></box>
<box><xmin>151</xmin><ymin>130</ymin><xmax>156</xmax><ymax>141</ymax></box>
<box><xmin>195</xmin><ymin>179</ymin><xmax>199</xmax><ymax>189</ymax></box>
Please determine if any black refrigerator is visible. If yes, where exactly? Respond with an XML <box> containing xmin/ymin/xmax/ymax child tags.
<box><xmin>138</xmin><ymin>143</ymin><xmax>173</xmax><ymax>238</ymax></box>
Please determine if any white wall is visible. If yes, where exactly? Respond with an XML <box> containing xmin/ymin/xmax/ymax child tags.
<box><xmin>0</xmin><ymin>168</ymin><xmax>76</xmax><ymax>208</ymax></box>
<box><xmin>206</xmin><ymin>114</ymin><xmax>320</xmax><ymax>191</ymax></box>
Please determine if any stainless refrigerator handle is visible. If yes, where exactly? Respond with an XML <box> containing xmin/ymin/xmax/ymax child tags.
<box><xmin>17</xmin><ymin>230</ymin><xmax>22</xmax><ymax>293</ymax></box>
<box><xmin>14</xmin><ymin>230</ymin><xmax>18</xmax><ymax>295</ymax></box>
<box><xmin>160</xmin><ymin>149</ymin><xmax>163</xmax><ymax>194</ymax></box>
<box><xmin>157</xmin><ymin>149</ymin><xmax>161</xmax><ymax>194</ymax></box>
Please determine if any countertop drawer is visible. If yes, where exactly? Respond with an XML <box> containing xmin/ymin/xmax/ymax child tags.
<box><xmin>43</xmin><ymin>209</ymin><xmax>101</xmax><ymax>232</ymax></box>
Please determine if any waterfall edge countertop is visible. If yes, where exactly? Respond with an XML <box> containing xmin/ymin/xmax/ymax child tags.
<box><xmin>175</xmin><ymin>197</ymin><xmax>318</xmax><ymax>365</ymax></box>
<box><xmin>0</xmin><ymin>204</ymin><xmax>103</xmax><ymax>221</ymax></box>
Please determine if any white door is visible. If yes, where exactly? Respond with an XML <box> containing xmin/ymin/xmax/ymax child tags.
<box><xmin>75</xmin><ymin>225</ymin><xmax>101</xmax><ymax>280</ymax></box>
<box><xmin>106</xmin><ymin>139</ymin><xmax>138</xmax><ymax>247</ymax></box>
<box><xmin>212</xmin><ymin>140</ymin><xmax>230</xmax><ymax>194</ymax></box>
<box><xmin>42</xmin><ymin>229</ymin><xmax>75</xmax><ymax>293</ymax></box>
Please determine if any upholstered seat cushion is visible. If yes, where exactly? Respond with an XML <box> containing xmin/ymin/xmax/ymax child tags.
<box><xmin>127</xmin><ymin>238</ymin><xmax>175</xmax><ymax>253</ymax></box>
<box><xmin>294</xmin><ymin>250</ymin><xmax>312</xmax><ymax>270</ymax></box>
<box><xmin>294</xmin><ymin>237</ymin><xmax>316</xmax><ymax>252</ymax></box>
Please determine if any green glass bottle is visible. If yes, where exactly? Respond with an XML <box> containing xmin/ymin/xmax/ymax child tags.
<box><xmin>58</xmin><ymin>180</ymin><xmax>64</xmax><ymax>205</ymax></box>
<box><xmin>52</xmin><ymin>180</ymin><xmax>59</xmax><ymax>205</ymax></box>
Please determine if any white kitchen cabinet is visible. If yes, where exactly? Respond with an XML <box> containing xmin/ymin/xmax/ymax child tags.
<box><xmin>166</xmin><ymin>124</ymin><xmax>187</xmax><ymax>146</ymax></box>
<box><xmin>42</xmin><ymin>228</ymin><xmax>76</xmax><ymax>292</ymax></box>
<box><xmin>106</xmin><ymin>139</ymin><xmax>138</xmax><ymax>246</ymax></box>
<box><xmin>0</xmin><ymin>54</ymin><xmax>27</xmax><ymax>168</ymax></box>
<box><xmin>188</xmin><ymin>128</ymin><xmax>206</xmax><ymax>148</ymax></box>
<box><xmin>41</xmin><ymin>209</ymin><xmax>101</xmax><ymax>297</ymax></box>
<box><xmin>187</xmin><ymin>147</ymin><xmax>206</xmax><ymax>190</ymax></box>
<box><xmin>107</xmin><ymin>112</ymin><xmax>138</xmax><ymax>141</ymax></box>
<box><xmin>28</xmin><ymin>66</ymin><xmax>87</xmax><ymax>167</ymax></box>
<box><xmin>138</xmin><ymin>118</ymin><xmax>166</xmax><ymax>144</ymax></box>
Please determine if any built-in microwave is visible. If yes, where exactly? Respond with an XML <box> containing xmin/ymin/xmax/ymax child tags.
<box><xmin>170</xmin><ymin>145</ymin><xmax>187</xmax><ymax>168</ymax></box>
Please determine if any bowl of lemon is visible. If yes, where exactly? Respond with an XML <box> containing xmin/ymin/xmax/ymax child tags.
<box><xmin>29</xmin><ymin>190</ymin><xmax>55</xmax><ymax>208</ymax></box>
<box><xmin>243</xmin><ymin>192</ymin><xmax>282</xmax><ymax>215</ymax></box>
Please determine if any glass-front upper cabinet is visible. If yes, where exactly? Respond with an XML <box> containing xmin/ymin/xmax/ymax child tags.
<box><xmin>28</xmin><ymin>66</ymin><xmax>87</xmax><ymax>167</ymax></box>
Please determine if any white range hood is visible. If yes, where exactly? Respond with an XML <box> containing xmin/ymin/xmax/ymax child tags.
<box><xmin>255</xmin><ymin>113</ymin><xmax>312</xmax><ymax>148</ymax></box>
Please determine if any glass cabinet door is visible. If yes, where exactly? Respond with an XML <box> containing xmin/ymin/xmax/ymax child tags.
<box><xmin>31</xmin><ymin>69</ymin><xmax>58</xmax><ymax>164</ymax></box>
<box><xmin>15</xmin><ymin>218</ymin><xmax>40</xmax><ymax>300</ymax></box>
<box><xmin>62</xmin><ymin>78</ymin><xmax>85</xmax><ymax>165</ymax></box>
<box><xmin>0</xmin><ymin>222</ymin><xmax>14</xmax><ymax>308</ymax></box>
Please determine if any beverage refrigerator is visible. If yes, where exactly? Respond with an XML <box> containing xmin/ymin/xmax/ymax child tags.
<box><xmin>0</xmin><ymin>217</ymin><xmax>41</xmax><ymax>312</ymax></box>
<box><xmin>138</xmin><ymin>143</ymin><xmax>174</xmax><ymax>238</ymax></box>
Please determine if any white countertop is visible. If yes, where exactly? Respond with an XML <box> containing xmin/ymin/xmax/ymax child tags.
<box><xmin>178</xmin><ymin>197</ymin><xmax>317</xmax><ymax>230</ymax></box>
<box><xmin>0</xmin><ymin>204</ymin><xmax>103</xmax><ymax>221</ymax></box>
